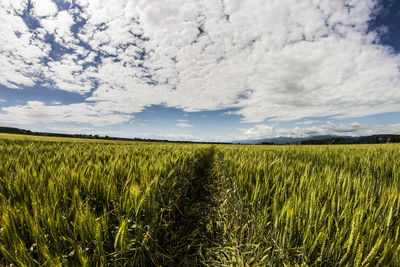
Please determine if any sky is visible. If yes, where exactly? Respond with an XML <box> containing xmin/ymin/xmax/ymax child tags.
<box><xmin>0</xmin><ymin>0</ymin><xmax>400</xmax><ymax>142</ymax></box>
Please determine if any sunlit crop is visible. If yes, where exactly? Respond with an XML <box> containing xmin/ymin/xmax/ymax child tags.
<box><xmin>1</xmin><ymin>135</ymin><xmax>399</xmax><ymax>266</ymax></box>
<box><xmin>218</xmin><ymin>144</ymin><xmax>400</xmax><ymax>265</ymax></box>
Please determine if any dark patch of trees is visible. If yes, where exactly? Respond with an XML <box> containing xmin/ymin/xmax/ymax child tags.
<box><xmin>260</xmin><ymin>142</ymin><xmax>275</xmax><ymax>145</ymax></box>
<box><xmin>299</xmin><ymin>135</ymin><xmax>400</xmax><ymax>145</ymax></box>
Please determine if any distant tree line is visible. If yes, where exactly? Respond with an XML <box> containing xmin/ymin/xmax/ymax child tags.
<box><xmin>0</xmin><ymin>126</ymin><xmax>231</xmax><ymax>144</ymax></box>
<box><xmin>299</xmin><ymin>135</ymin><xmax>400</xmax><ymax>145</ymax></box>
<box><xmin>2</xmin><ymin>126</ymin><xmax>400</xmax><ymax>145</ymax></box>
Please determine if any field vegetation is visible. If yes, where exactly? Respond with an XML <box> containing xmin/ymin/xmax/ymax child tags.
<box><xmin>219</xmin><ymin>145</ymin><xmax>400</xmax><ymax>265</ymax></box>
<box><xmin>0</xmin><ymin>134</ymin><xmax>399</xmax><ymax>266</ymax></box>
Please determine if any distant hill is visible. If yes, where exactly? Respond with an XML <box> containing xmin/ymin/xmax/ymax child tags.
<box><xmin>235</xmin><ymin>134</ymin><xmax>400</xmax><ymax>145</ymax></box>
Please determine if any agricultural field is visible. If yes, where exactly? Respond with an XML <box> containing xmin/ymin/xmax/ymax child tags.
<box><xmin>1</xmin><ymin>134</ymin><xmax>400</xmax><ymax>266</ymax></box>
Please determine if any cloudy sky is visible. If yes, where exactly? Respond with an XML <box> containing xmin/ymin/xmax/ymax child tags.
<box><xmin>0</xmin><ymin>0</ymin><xmax>400</xmax><ymax>141</ymax></box>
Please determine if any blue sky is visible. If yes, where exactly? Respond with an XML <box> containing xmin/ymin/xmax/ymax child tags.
<box><xmin>0</xmin><ymin>0</ymin><xmax>400</xmax><ymax>141</ymax></box>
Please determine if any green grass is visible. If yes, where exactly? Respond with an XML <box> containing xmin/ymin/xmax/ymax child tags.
<box><xmin>1</xmin><ymin>135</ymin><xmax>399</xmax><ymax>266</ymax></box>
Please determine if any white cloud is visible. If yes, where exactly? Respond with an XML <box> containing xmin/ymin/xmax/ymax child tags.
<box><xmin>31</xmin><ymin>0</ymin><xmax>58</xmax><ymax>17</ymax></box>
<box><xmin>0</xmin><ymin>3</ymin><xmax>50</xmax><ymax>88</ymax></box>
<box><xmin>176</xmin><ymin>119</ymin><xmax>193</xmax><ymax>127</ymax></box>
<box><xmin>0</xmin><ymin>0</ymin><xmax>400</xmax><ymax>127</ymax></box>
<box><xmin>41</xmin><ymin>10</ymin><xmax>75</xmax><ymax>46</ymax></box>
<box><xmin>295</xmin><ymin>120</ymin><xmax>321</xmax><ymax>125</ymax></box>
<box><xmin>0</xmin><ymin>101</ymin><xmax>132</xmax><ymax>126</ymax></box>
<box><xmin>131</xmin><ymin>132</ymin><xmax>228</xmax><ymax>142</ymax></box>
<box><xmin>242</xmin><ymin>124</ymin><xmax>275</xmax><ymax>138</ymax></box>
<box><xmin>48</xmin><ymin>126</ymin><xmax>94</xmax><ymax>134</ymax></box>
<box><xmin>0</xmin><ymin>98</ymin><xmax>6</xmax><ymax>103</ymax></box>
<box><xmin>0</xmin><ymin>0</ymin><xmax>27</xmax><ymax>13</ymax></box>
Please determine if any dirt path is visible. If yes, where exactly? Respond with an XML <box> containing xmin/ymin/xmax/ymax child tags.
<box><xmin>156</xmin><ymin>147</ymin><xmax>237</xmax><ymax>266</ymax></box>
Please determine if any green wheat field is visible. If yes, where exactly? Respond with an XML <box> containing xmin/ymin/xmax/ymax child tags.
<box><xmin>1</xmin><ymin>134</ymin><xmax>400</xmax><ymax>266</ymax></box>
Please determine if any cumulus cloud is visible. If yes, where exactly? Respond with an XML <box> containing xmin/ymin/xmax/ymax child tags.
<box><xmin>31</xmin><ymin>0</ymin><xmax>58</xmax><ymax>17</ymax></box>
<box><xmin>240</xmin><ymin>121</ymin><xmax>400</xmax><ymax>140</ymax></box>
<box><xmin>0</xmin><ymin>1</ymin><xmax>49</xmax><ymax>88</ymax></box>
<box><xmin>0</xmin><ymin>101</ymin><xmax>131</xmax><ymax>126</ymax></box>
<box><xmin>41</xmin><ymin>11</ymin><xmax>75</xmax><ymax>45</ymax></box>
<box><xmin>0</xmin><ymin>0</ymin><xmax>399</xmax><ymax>126</ymax></box>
